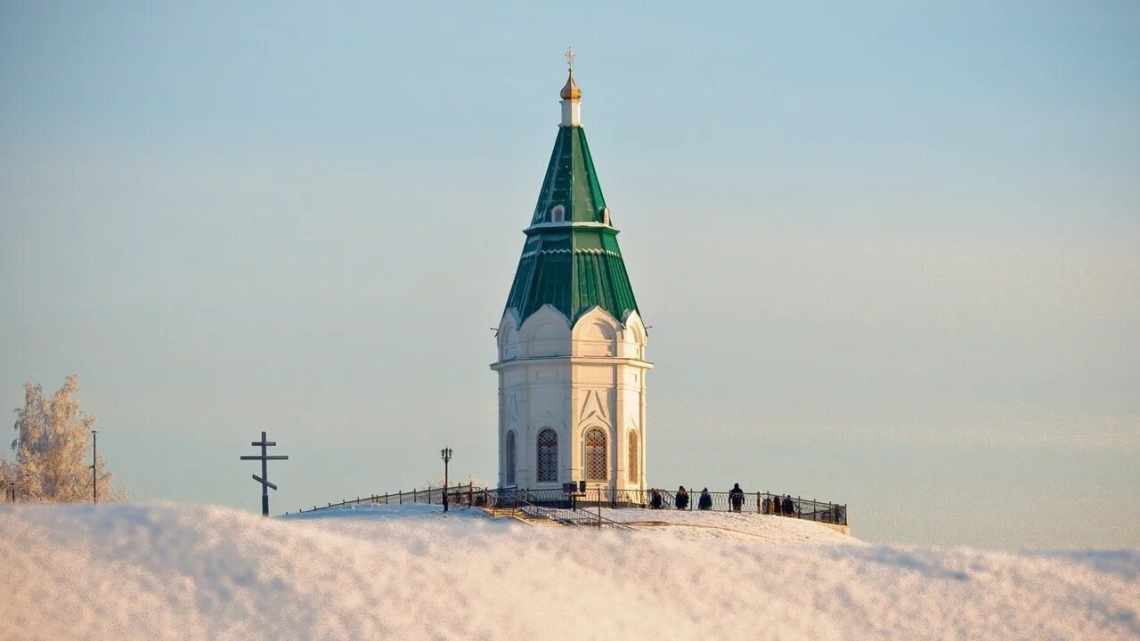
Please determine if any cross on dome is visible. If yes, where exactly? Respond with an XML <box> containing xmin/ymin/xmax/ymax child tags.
<box><xmin>560</xmin><ymin>48</ymin><xmax>582</xmax><ymax>103</ymax></box>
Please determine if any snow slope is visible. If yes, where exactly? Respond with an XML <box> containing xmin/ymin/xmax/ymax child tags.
<box><xmin>1</xmin><ymin>503</ymin><xmax>1137</xmax><ymax>641</ymax></box>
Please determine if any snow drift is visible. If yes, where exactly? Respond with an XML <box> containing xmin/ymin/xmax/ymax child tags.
<box><xmin>1</xmin><ymin>503</ymin><xmax>1137</xmax><ymax>641</ymax></box>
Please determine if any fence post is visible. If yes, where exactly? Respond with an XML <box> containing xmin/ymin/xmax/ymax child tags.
<box><xmin>797</xmin><ymin>496</ymin><xmax>801</xmax><ymax>518</ymax></box>
<box><xmin>597</xmin><ymin>487</ymin><xmax>602</xmax><ymax>528</ymax></box>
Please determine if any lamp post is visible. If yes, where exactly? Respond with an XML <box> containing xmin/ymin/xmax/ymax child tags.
<box><xmin>440</xmin><ymin>447</ymin><xmax>453</xmax><ymax>512</ymax></box>
<box><xmin>90</xmin><ymin>430</ymin><xmax>97</xmax><ymax>504</ymax></box>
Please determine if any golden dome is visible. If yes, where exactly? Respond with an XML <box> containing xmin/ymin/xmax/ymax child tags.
<box><xmin>560</xmin><ymin>71</ymin><xmax>581</xmax><ymax>101</ymax></box>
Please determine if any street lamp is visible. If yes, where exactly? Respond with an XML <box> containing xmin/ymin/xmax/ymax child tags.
<box><xmin>90</xmin><ymin>430</ymin><xmax>98</xmax><ymax>505</ymax></box>
<box><xmin>440</xmin><ymin>447</ymin><xmax>453</xmax><ymax>512</ymax></box>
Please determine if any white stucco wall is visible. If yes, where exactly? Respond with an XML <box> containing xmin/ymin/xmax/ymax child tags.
<box><xmin>492</xmin><ymin>306</ymin><xmax>650</xmax><ymax>492</ymax></box>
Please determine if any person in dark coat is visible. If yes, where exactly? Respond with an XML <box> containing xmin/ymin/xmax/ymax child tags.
<box><xmin>697</xmin><ymin>488</ymin><xmax>713</xmax><ymax>510</ymax></box>
<box><xmin>675</xmin><ymin>485</ymin><xmax>689</xmax><ymax>510</ymax></box>
<box><xmin>729</xmin><ymin>483</ymin><xmax>745</xmax><ymax>513</ymax></box>
<box><xmin>650</xmin><ymin>489</ymin><xmax>663</xmax><ymax>509</ymax></box>
<box><xmin>782</xmin><ymin>494</ymin><xmax>795</xmax><ymax>516</ymax></box>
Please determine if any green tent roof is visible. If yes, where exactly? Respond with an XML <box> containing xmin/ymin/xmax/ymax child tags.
<box><xmin>504</xmin><ymin>126</ymin><xmax>640</xmax><ymax>326</ymax></box>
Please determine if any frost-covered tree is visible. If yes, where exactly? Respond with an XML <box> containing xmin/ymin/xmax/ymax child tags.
<box><xmin>8</xmin><ymin>375</ymin><xmax>114</xmax><ymax>502</ymax></box>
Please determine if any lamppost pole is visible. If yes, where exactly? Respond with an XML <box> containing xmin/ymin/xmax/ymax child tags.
<box><xmin>91</xmin><ymin>430</ymin><xmax>98</xmax><ymax>504</ymax></box>
<box><xmin>440</xmin><ymin>448</ymin><xmax>453</xmax><ymax>512</ymax></box>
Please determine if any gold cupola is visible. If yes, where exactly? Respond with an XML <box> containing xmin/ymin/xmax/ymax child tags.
<box><xmin>560</xmin><ymin>70</ymin><xmax>581</xmax><ymax>101</ymax></box>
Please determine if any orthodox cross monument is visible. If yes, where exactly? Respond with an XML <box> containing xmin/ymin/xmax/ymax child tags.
<box><xmin>492</xmin><ymin>52</ymin><xmax>651</xmax><ymax>494</ymax></box>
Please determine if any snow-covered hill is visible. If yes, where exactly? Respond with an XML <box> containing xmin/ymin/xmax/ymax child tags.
<box><xmin>1</xmin><ymin>503</ymin><xmax>1137</xmax><ymax>641</ymax></box>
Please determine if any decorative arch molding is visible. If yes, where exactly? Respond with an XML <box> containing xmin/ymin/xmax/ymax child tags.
<box><xmin>497</xmin><ymin>311</ymin><xmax>521</xmax><ymax>361</ymax></box>
<box><xmin>577</xmin><ymin>389</ymin><xmax>611</xmax><ymax>429</ymax></box>
<box><xmin>518</xmin><ymin>304</ymin><xmax>571</xmax><ymax>358</ymax></box>
<box><xmin>619</xmin><ymin>310</ymin><xmax>648</xmax><ymax>360</ymax></box>
<box><xmin>620</xmin><ymin>310</ymin><xmax>647</xmax><ymax>344</ymax></box>
<box><xmin>519</xmin><ymin>304</ymin><xmax>571</xmax><ymax>334</ymax></box>
<box><xmin>571</xmin><ymin>305</ymin><xmax>621</xmax><ymax>336</ymax></box>
<box><xmin>499</xmin><ymin>308</ymin><xmax>522</xmax><ymax>332</ymax></box>
<box><xmin>571</xmin><ymin>306</ymin><xmax>620</xmax><ymax>357</ymax></box>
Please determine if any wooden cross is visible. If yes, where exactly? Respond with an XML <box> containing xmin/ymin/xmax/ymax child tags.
<box><xmin>564</xmin><ymin>46</ymin><xmax>575</xmax><ymax>71</ymax></box>
<box><xmin>240</xmin><ymin>430</ymin><xmax>289</xmax><ymax>516</ymax></box>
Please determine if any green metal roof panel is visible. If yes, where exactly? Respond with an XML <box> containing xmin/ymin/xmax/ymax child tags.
<box><xmin>530</xmin><ymin>127</ymin><xmax>609</xmax><ymax>226</ymax></box>
<box><xmin>506</xmin><ymin>126</ymin><xmax>639</xmax><ymax>327</ymax></box>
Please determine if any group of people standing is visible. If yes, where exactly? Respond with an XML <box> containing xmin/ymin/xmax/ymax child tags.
<box><xmin>761</xmin><ymin>493</ymin><xmax>797</xmax><ymax>516</ymax></box>
<box><xmin>646</xmin><ymin>484</ymin><xmax>797</xmax><ymax>515</ymax></box>
<box><xmin>648</xmin><ymin>485</ymin><xmax>710</xmax><ymax>510</ymax></box>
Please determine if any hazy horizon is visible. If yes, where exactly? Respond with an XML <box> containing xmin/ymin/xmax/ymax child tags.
<box><xmin>2</xmin><ymin>1</ymin><xmax>1137</xmax><ymax>549</ymax></box>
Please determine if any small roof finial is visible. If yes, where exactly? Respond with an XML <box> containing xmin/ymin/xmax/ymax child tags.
<box><xmin>560</xmin><ymin>48</ymin><xmax>581</xmax><ymax>101</ymax></box>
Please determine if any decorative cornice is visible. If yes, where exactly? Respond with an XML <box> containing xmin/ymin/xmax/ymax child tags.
<box><xmin>524</xmin><ymin>221</ymin><xmax>618</xmax><ymax>234</ymax></box>
<box><xmin>520</xmin><ymin>248</ymin><xmax>622</xmax><ymax>259</ymax></box>
<box><xmin>490</xmin><ymin>355</ymin><xmax>654</xmax><ymax>371</ymax></box>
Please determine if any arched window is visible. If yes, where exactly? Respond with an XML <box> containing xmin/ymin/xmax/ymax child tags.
<box><xmin>537</xmin><ymin>429</ymin><xmax>558</xmax><ymax>482</ymax></box>
<box><xmin>585</xmin><ymin>428</ymin><xmax>608</xmax><ymax>481</ymax></box>
<box><xmin>628</xmin><ymin>430</ymin><xmax>638</xmax><ymax>482</ymax></box>
<box><xmin>550</xmin><ymin>205</ymin><xmax>565</xmax><ymax>223</ymax></box>
<box><xmin>505</xmin><ymin>431</ymin><xmax>516</xmax><ymax>486</ymax></box>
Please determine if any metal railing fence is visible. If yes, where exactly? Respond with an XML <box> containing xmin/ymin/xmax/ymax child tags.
<box><xmin>291</xmin><ymin>482</ymin><xmax>482</xmax><ymax>514</ymax></box>
<box><xmin>293</xmin><ymin>484</ymin><xmax>846</xmax><ymax>526</ymax></box>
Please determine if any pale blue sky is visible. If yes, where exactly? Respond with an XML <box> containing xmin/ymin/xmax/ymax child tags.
<box><xmin>2</xmin><ymin>1</ymin><xmax>1137</xmax><ymax>548</ymax></box>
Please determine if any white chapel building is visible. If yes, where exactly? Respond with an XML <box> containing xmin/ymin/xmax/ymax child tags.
<box><xmin>491</xmin><ymin>62</ymin><xmax>651</xmax><ymax>494</ymax></box>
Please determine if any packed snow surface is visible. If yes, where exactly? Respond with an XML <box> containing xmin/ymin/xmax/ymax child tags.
<box><xmin>1</xmin><ymin>503</ymin><xmax>1137</xmax><ymax>641</ymax></box>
